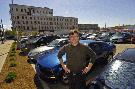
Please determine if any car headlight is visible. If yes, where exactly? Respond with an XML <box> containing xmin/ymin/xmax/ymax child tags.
<box><xmin>28</xmin><ymin>52</ymin><xmax>39</xmax><ymax>57</ymax></box>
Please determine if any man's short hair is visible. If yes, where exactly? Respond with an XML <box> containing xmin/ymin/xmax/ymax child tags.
<box><xmin>69</xmin><ymin>29</ymin><xmax>80</xmax><ymax>36</ymax></box>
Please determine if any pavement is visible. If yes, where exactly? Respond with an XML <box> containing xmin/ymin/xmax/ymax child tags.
<box><xmin>0</xmin><ymin>40</ymin><xmax>14</xmax><ymax>72</ymax></box>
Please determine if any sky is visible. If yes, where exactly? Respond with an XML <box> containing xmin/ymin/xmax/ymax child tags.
<box><xmin>0</xmin><ymin>0</ymin><xmax>135</xmax><ymax>29</ymax></box>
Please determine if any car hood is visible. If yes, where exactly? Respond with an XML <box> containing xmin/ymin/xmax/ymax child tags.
<box><xmin>37</xmin><ymin>49</ymin><xmax>66</xmax><ymax>68</ymax></box>
<box><xmin>98</xmin><ymin>60</ymin><xmax>135</xmax><ymax>89</ymax></box>
<box><xmin>30</xmin><ymin>46</ymin><xmax>54</xmax><ymax>53</ymax></box>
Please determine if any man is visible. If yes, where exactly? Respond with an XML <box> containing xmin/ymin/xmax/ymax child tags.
<box><xmin>57</xmin><ymin>30</ymin><xmax>96</xmax><ymax>89</ymax></box>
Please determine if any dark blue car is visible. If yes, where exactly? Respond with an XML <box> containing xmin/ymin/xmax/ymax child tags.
<box><xmin>35</xmin><ymin>39</ymin><xmax>116</xmax><ymax>83</ymax></box>
<box><xmin>88</xmin><ymin>48</ymin><xmax>135</xmax><ymax>89</ymax></box>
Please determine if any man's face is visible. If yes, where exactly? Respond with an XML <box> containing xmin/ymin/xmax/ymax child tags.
<box><xmin>69</xmin><ymin>33</ymin><xmax>79</xmax><ymax>45</ymax></box>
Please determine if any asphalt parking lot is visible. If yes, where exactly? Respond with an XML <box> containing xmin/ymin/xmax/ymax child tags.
<box><xmin>35</xmin><ymin>44</ymin><xmax>135</xmax><ymax>89</ymax></box>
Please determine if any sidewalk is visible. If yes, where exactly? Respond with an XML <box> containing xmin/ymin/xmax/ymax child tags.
<box><xmin>0</xmin><ymin>40</ymin><xmax>14</xmax><ymax>72</ymax></box>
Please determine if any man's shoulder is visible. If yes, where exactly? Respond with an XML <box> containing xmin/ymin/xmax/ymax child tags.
<box><xmin>79</xmin><ymin>43</ymin><xmax>89</xmax><ymax>48</ymax></box>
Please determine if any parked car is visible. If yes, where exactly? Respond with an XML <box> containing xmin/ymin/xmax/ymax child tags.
<box><xmin>27</xmin><ymin>35</ymin><xmax>60</xmax><ymax>50</ymax></box>
<box><xmin>88</xmin><ymin>48</ymin><xmax>135</xmax><ymax>89</ymax></box>
<box><xmin>87</xmin><ymin>33</ymin><xmax>98</xmax><ymax>40</ymax></box>
<box><xmin>28</xmin><ymin>38</ymin><xmax>68</xmax><ymax>62</ymax></box>
<box><xmin>97</xmin><ymin>32</ymin><xmax>115</xmax><ymax>42</ymax></box>
<box><xmin>110</xmin><ymin>32</ymin><xmax>131</xmax><ymax>43</ymax></box>
<box><xmin>81</xmin><ymin>33</ymin><xmax>92</xmax><ymax>40</ymax></box>
<box><xmin>131</xmin><ymin>33</ymin><xmax>135</xmax><ymax>44</ymax></box>
<box><xmin>35</xmin><ymin>40</ymin><xmax>116</xmax><ymax>84</ymax></box>
<box><xmin>20</xmin><ymin>37</ymin><xmax>29</xmax><ymax>52</ymax></box>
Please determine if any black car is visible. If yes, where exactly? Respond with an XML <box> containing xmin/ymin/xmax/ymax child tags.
<box><xmin>27</xmin><ymin>35</ymin><xmax>60</xmax><ymax>50</ymax></box>
<box><xmin>97</xmin><ymin>32</ymin><xmax>115</xmax><ymax>42</ymax></box>
<box><xmin>88</xmin><ymin>48</ymin><xmax>135</xmax><ymax>89</ymax></box>
<box><xmin>110</xmin><ymin>32</ymin><xmax>131</xmax><ymax>43</ymax></box>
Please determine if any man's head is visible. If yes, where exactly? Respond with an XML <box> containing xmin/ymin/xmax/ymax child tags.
<box><xmin>69</xmin><ymin>30</ymin><xmax>80</xmax><ymax>46</ymax></box>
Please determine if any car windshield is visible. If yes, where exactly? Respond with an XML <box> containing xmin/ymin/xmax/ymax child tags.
<box><xmin>47</xmin><ymin>40</ymin><xmax>60</xmax><ymax>47</ymax></box>
<box><xmin>99</xmin><ymin>60</ymin><xmax>135</xmax><ymax>89</ymax></box>
<box><xmin>32</xmin><ymin>37</ymin><xmax>41</xmax><ymax>43</ymax></box>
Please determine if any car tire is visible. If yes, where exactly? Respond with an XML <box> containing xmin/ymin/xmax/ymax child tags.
<box><xmin>61</xmin><ymin>73</ymin><xmax>69</xmax><ymax>84</ymax></box>
<box><xmin>106</xmin><ymin>54</ymin><xmax>113</xmax><ymax>63</ymax></box>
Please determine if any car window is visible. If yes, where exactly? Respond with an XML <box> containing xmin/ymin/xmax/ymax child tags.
<box><xmin>89</xmin><ymin>43</ymin><xmax>101</xmax><ymax>52</ymax></box>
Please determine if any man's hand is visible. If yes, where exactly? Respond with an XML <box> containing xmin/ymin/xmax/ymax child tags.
<box><xmin>82</xmin><ymin>67</ymin><xmax>91</xmax><ymax>74</ymax></box>
<box><xmin>63</xmin><ymin>65</ymin><xmax>70</xmax><ymax>73</ymax></box>
<box><xmin>82</xmin><ymin>63</ymin><xmax>93</xmax><ymax>74</ymax></box>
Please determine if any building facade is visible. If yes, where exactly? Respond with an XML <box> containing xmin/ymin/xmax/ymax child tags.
<box><xmin>9</xmin><ymin>4</ymin><xmax>78</xmax><ymax>35</ymax></box>
<box><xmin>78</xmin><ymin>24</ymin><xmax>99</xmax><ymax>33</ymax></box>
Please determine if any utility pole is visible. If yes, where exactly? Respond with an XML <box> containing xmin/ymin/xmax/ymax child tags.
<box><xmin>11</xmin><ymin>0</ymin><xmax>14</xmax><ymax>4</ymax></box>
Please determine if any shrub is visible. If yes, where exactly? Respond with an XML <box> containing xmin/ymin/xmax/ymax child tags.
<box><xmin>12</xmin><ymin>48</ymin><xmax>15</xmax><ymax>51</ymax></box>
<box><xmin>11</xmin><ymin>51</ymin><xmax>16</xmax><ymax>53</ymax></box>
<box><xmin>9</xmin><ymin>57</ymin><xmax>15</xmax><ymax>61</ymax></box>
<box><xmin>10</xmin><ymin>62</ymin><xmax>17</xmax><ymax>67</ymax></box>
<box><xmin>5</xmin><ymin>72</ymin><xmax>17</xmax><ymax>83</ymax></box>
<box><xmin>10</xmin><ymin>53</ymin><xmax>15</xmax><ymax>57</ymax></box>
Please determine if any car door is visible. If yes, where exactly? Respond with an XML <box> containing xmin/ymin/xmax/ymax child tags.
<box><xmin>98</xmin><ymin>42</ymin><xmax>109</xmax><ymax>57</ymax></box>
<box><xmin>89</xmin><ymin>42</ymin><xmax>108</xmax><ymax>59</ymax></box>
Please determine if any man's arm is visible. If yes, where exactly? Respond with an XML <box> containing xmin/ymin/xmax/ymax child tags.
<box><xmin>83</xmin><ymin>47</ymin><xmax>96</xmax><ymax>74</ymax></box>
<box><xmin>59</xmin><ymin>58</ymin><xmax>70</xmax><ymax>73</ymax></box>
<box><xmin>57</xmin><ymin>46</ymin><xmax>70</xmax><ymax>73</ymax></box>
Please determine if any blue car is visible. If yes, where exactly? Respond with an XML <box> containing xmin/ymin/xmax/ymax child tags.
<box><xmin>88</xmin><ymin>48</ymin><xmax>135</xmax><ymax>89</ymax></box>
<box><xmin>35</xmin><ymin>39</ymin><xmax>116</xmax><ymax>83</ymax></box>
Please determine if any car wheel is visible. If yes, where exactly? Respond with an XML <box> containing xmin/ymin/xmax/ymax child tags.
<box><xmin>61</xmin><ymin>73</ymin><xmax>69</xmax><ymax>84</ymax></box>
<box><xmin>106</xmin><ymin>54</ymin><xmax>113</xmax><ymax>63</ymax></box>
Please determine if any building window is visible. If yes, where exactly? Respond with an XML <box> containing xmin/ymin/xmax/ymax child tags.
<box><xmin>16</xmin><ymin>8</ymin><xmax>18</xmax><ymax>11</ymax></box>
<box><xmin>21</xmin><ymin>9</ymin><xmax>23</xmax><ymax>12</ymax></box>
<box><xmin>30</xmin><ymin>17</ymin><xmax>32</xmax><ymax>20</ymax></box>
<box><xmin>34</xmin><ymin>21</ymin><xmax>37</xmax><ymax>24</ymax></box>
<box><xmin>22</xmin><ymin>16</ymin><xmax>24</xmax><ymax>19</ymax></box>
<box><xmin>27</xmin><ymin>26</ymin><xmax>29</xmax><ymax>30</ymax></box>
<box><xmin>26</xmin><ymin>21</ymin><xmax>28</xmax><ymax>24</ymax></box>
<box><xmin>50</xmin><ymin>22</ymin><xmax>53</xmax><ymax>25</ymax></box>
<box><xmin>24</xmin><ymin>9</ymin><xmax>26</xmax><ymax>12</ymax></box>
<box><xmin>18</xmin><ymin>21</ymin><xmax>20</xmax><ymax>24</ymax></box>
<box><xmin>17</xmin><ymin>16</ymin><xmax>19</xmax><ymax>19</ymax></box>
<box><xmin>23</xmin><ymin>21</ymin><xmax>25</xmax><ymax>24</ymax></box>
